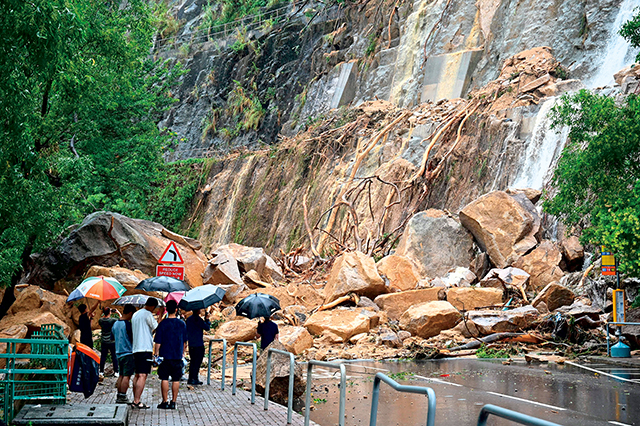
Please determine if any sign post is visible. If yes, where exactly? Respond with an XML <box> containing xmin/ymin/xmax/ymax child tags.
<box><xmin>157</xmin><ymin>242</ymin><xmax>185</xmax><ymax>281</ymax></box>
<box><xmin>602</xmin><ymin>247</ymin><xmax>631</xmax><ymax>357</ymax></box>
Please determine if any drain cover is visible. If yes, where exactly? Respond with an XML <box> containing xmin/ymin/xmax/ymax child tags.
<box><xmin>12</xmin><ymin>404</ymin><xmax>128</xmax><ymax>425</ymax></box>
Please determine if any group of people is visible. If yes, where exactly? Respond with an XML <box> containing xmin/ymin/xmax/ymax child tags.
<box><xmin>77</xmin><ymin>298</ymin><xmax>213</xmax><ymax>410</ymax></box>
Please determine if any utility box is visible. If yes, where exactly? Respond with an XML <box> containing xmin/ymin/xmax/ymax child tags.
<box><xmin>12</xmin><ymin>404</ymin><xmax>129</xmax><ymax>426</ymax></box>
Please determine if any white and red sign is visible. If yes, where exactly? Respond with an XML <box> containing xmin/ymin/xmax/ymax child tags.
<box><xmin>156</xmin><ymin>265</ymin><xmax>185</xmax><ymax>280</ymax></box>
<box><xmin>158</xmin><ymin>241</ymin><xmax>184</xmax><ymax>264</ymax></box>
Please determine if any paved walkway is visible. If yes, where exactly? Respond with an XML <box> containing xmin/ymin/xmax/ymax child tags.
<box><xmin>67</xmin><ymin>374</ymin><xmax>316</xmax><ymax>426</ymax></box>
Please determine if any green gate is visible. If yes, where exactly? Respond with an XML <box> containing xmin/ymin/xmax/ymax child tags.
<box><xmin>0</xmin><ymin>333</ymin><xmax>69</xmax><ymax>422</ymax></box>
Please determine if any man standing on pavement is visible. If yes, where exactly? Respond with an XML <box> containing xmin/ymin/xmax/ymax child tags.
<box><xmin>153</xmin><ymin>300</ymin><xmax>188</xmax><ymax>409</ymax></box>
<box><xmin>131</xmin><ymin>297</ymin><xmax>160</xmax><ymax>409</ymax></box>
<box><xmin>78</xmin><ymin>303</ymin><xmax>97</xmax><ymax>348</ymax></box>
<box><xmin>112</xmin><ymin>304</ymin><xmax>136</xmax><ymax>404</ymax></box>
<box><xmin>186</xmin><ymin>308</ymin><xmax>210</xmax><ymax>385</ymax></box>
<box><xmin>98</xmin><ymin>307</ymin><xmax>121</xmax><ymax>379</ymax></box>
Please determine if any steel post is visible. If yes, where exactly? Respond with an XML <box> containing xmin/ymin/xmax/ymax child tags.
<box><xmin>206</xmin><ymin>338</ymin><xmax>227</xmax><ymax>389</ymax></box>
<box><xmin>232</xmin><ymin>342</ymin><xmax>257</xmax><ymax>404</ymax></box>
<box><xmin>477</xmin><ymin>404</ymin><xmax>562</xmax><ymax>426</ymax></box>
<box><xmin>369</xmin><ymin>373</ymin><xmax>436</xmax><ymax>426</ymax></box>
<box><xmin>263</xmin><ymin>348</ymin><xmax>296</xmax><ymax>422</ymax></box>
<box><xmin>304</xmin><ymin>360</ymin><xmax>346</xmax><ymax>426</ymax></box>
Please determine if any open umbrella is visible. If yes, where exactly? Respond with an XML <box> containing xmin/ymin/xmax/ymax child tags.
<box><xmin>235</xmin><ymin>293</ymin><xmax>280</xmax><ymax>319</ymax></box>
<box><xmin>178</xmin><ymin>285</ymin><xmax>226</xmax><ymax>311</ymax></box>
<box><xmin>165</xmin><ymin>292</ymin><xmax>185</xmax><ymax>305</ymax></box>
<box><xmin>67</xmin><ymin>276</ymin><xmax>126</xmax><ymax>302</ymax></box>
<box><xmin>136</xmin><ymin>276</ymin><xmax>190</xmax><ymax>293</ymax></box>
<box><xmin>113</xmin><ymin>295</ymin><xmax>165</xmax><ymax>308</ymax></box>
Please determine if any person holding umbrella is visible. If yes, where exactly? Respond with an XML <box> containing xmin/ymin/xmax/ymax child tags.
<box><xmin>77</xmin><ymin>303</ymin><xmax>98</xmax><ymax>348</ymax></box>
<box><xmin>186</xmin><ymin>308</ymin><xmax>211</xmax><ymax>385</ymax></box>
<box><xmin>235</xmin><ymin>293</ymin><xmax>281</xmax><ymax>352</ymax></box>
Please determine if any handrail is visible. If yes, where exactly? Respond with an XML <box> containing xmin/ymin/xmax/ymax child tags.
<box><xmin>477</xmin><ymin>404</ymin><xmax>562</xmax><ymax>426</ymax></box>
<box><xmin>207</xmin><ymin>338</ymin><xmax>227</xmax><ymax>389</ymax></box>
<box><xmin>232</xmin><ymin>342</ymin><xmax>257</xmax><ymax>404</ymax></box>
<box><xmin>264</xmin><ymin>348</ymin><xmax>295</xmax><ymax>424</ymax></box>
<box><xmin>304</xmin><ymin>360</ymin><xmax>346</xmax><ymax>426</ymax></box>
<box><xmin>369</xmin><ymin>373</ymin><xmax>436</xmax><ymax>426</ymax></box>
<box><xmin>605</xmin><ymin>322</ymin><xmax>640</xmax><ymax>355</ymax></box>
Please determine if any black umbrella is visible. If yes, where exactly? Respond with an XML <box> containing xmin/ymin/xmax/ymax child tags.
<box><xmin>113</xmin><ymin>294</ymin><xmax>165</xmax><ymax>308</ymax></box>
<box><xmin>235</xmin><ymin>293</ymin><xmax>281</xmax><ymax>319</ymax></box>
<box><xmin>136</xmin><ymin>276</ymin><xmax>190</xmax><ymax>293</ymax></box>
<box><xmin>178</xmin><ymin>285</ymin><xmax>226</xmax><ymax>311</ymax></box>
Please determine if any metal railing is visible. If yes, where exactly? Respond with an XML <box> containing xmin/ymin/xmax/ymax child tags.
<box><xmin>477</xmin><ymin>404</ymin><xmax>562</xmax><ymax>426</ymax></box>
<box><xmin>0</xmin><ymin>337</ymin><xmax>69</xmax><ymax>423</ymax></box>
<box><xmin>606</xmin><ymin>321</ymin><xmax>640</xmax><ymax>355</ymax></box>
<box><xmin>304</xmin><ymin>360</ymin><xmax>346</xmax><ymax>426</ymax></box>
<box><xmin>232</xmin><ymin>342</ymin><xmax>257</xmax><ymax>404</ymax></box>
<box><xmin>264</xmin><ymin>348</ymin><xmax>295</xmax><ymax>424</ymax></box>
<box><xmin>207</xmin><ymin>338</ymin><xmax>227</xmax><ymax>389</ymax></box>
<box><xmin>369</xmin><ymin>373</ymin><xmax>436</xmax><ymax>426</ymax></box>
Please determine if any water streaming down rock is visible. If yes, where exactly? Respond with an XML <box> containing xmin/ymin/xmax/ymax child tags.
<box><xmin>510</xmin><ymin>98</ymin><xmax>569</xmax><ymax>191</ymax></box>
<box><xmin>590</xmin><ymin>0</ymin><xmax>640</xmax><ymax>88</ymax></box>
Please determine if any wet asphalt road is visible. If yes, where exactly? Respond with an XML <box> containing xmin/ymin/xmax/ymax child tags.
<box><xmin>304</xmin><ymin>359</ymin><xmax>640</xmax><ymax>426</ymax></box>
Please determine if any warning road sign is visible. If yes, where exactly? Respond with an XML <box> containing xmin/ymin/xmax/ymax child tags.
<box><xmin>156</xmin><ymin>265</ymin><xmax>185</xmax><ymax>280</ymax></box>
<box><xmin>601</xmin><ymin>246</ymin><xmax>616</xmax><ymax>276</ymax></box>
<box><xmin>158</xmin><ymin>241</ymin><xmax>184</xmax><ymax>264</ymax></box>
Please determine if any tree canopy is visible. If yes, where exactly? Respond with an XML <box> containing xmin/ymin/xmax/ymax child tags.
<box><xmin>0</xmin><ymin>0</ymin><xmax>184</xmax><ymax>290</ymax></box>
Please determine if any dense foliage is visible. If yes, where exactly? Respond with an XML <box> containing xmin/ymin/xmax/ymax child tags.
<box><xmin>545</xmin><ymin>91</ymin><xmax>640</xmax><ymax>274</ymax></box>
<box><xmin>0</xmin><ymin>0</ymin><xmax>194</xmax><ymax>288</ymax></box>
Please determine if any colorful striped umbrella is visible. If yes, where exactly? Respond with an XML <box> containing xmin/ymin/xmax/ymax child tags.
<box><xmin>67</xmin><ymin>276</ymin><xmax>127</xmax><ymax>302</ymax></box>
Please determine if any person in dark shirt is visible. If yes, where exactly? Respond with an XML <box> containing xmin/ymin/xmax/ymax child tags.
<box><xmin>99</xmin><ymin>307</ymin><xmax>121</xmax><ymax>378</ymax></box>
<box><xmin>153</xmin><ymin>300</ymin><xmax>187</xmax><ymax>410</ymax></box>
<box><xmin>78</xmin><ymin>303</ymin><xmax>97</xmax><ymax>349</ymax></box>
<box><xmin>256</xmin><ymin>315</ymin><xmax>279</xmax><ymax>351</ymax></box>
<box><xmin>186</xmin><ymin>309</ymin><xmax>211</xmax><ymax>385</ymax></box>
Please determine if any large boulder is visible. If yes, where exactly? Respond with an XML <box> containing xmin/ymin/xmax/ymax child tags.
<box><xmin>214</xmin><ymin>318</ymin><xmax>257</xmax><ymax>345</ymax></box>
<box><xmin>279</xmin><ymin>326</ymin><xmax>313</xmax><ymax>355</ymax></box>
<box><xmin>480</xmin><ymin>267</ymin><xmax>530</xmax><ymax>291</ymax></box>
<box><xmin>561</xmin><ymin>236</ymin><xmax>584</xmax><ymax>271</ymax></box>
<box><xmin>213</xmin><ymin>243</ymin><xmax>284</xmax><ymax>282</ymax></box>
<box><xmin>255</xmin><ymin>340</ymin><xmax>305</xmax><ymax>405</ymax></box>
<box><xmin>25</xmin><ymin>212</ymin><xmax>207</xmax><ymax>289</ymax></box>
<box><xmin>203</xmin><ymin>251</ymin><xmax>244</xmax><ymax>286</ymax></box>
<box><xmin>304</xmin><ymin>309</ymin><xmax>371</xmax><ymax>342</ymax></box>
<box><xmin>513</xmin><ymin>241</ymin><xmax>564</xmax><ymax>291</ymax></box>
<box><xmin>376</xmin><ymin>255</ymin><xmax>420</xmax><ymax>291</ymax></box>
<box><xmin>374</xmin><ymin>288</ymin><xmax>445</xmax><ymax>321</ymax></box>
<box><xmin>395</xmin><ymin>210</ymin><xmax>474</xmax><ymax>278</ymax></box>
<box><xmin>323</xmin><ymin>251</ymin><xmax>387</xmax><ymax>303</ymax></box>
<box><xmin>459</xmin><ymin>191</ymin><xmax>537</xmax><ymax>268</ymax></box>
<box><xmin>431</xmin><ymin>267</ymin><xmax>477</xmax><ymax>288</ymax></box>
<box><xmin>399</xmin><ymin>301</ymin><xmax>461</xmax><ymax>338</ymax></box>
<box><xmin>467</xmin><ymin>305</ymin><xmax>539</xmax><ymax>335</ymax></box>
<box><xmin>246</xmin><ymin>285</ymin><xmax>324</xmax><ymax>311</ymax></box>
<box><xmin>446</xmin><ymin>288</ymin><xmax>504</xmax><ymax>311</ymax></box>
<box><xmin>531</xmin><ymin>282</ymin><xmax>575</xmax><ymax>311</ymax></box>
<box><xmin>8</xmin><ymin>285</ymin><xmax>74</xmax><ymax>332</ymax></box>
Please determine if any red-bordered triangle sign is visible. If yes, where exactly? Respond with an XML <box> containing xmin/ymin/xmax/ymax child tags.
<box><xmin>158</xmin><ymin>241</ymin><xmax>184</xmax><ymax>264</ymax></box>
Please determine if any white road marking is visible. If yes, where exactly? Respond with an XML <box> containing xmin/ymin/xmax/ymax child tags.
<box><xmin>566</xmin><ymin>361</ymin><xmax>640</xmax><ymax>384</ymax></box>
<box><xmin>412</xmin><ymin>375</ymin><xmax>463</xmax><ymax>387</ymax></box>
<box><xmin>486</xmin><ymin>391</ymin><xmax>567</xmax><ymax>411</ymax></box>
<box><xmin>608</xmin><ymin>421</ymin><xmax>631</xmax><ymax>426</ymax></box>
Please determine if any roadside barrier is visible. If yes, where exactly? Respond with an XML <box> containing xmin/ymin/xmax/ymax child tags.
<box><xmin>206</xmin><ymin>338</ymin><xmax>227</xmax><ymax>389</ymax></box>
<box><xmin>232</xmin><ymin>342</ymin><xmax>257</xmax><ymax>404</ymax></box>
<box><xmin>369</xmin><ymin>372</ymin><xmax>436</xmax><ymax>426</ymax></box>
<box><xmin>477</xmin><ymin>404</ymin><xmax>562</xmax><ymax>426</ymax></box>
<box><xmin>304</xmin><ymin>360</ymin><xmax>347</xmax><ymax>426</ymax></box>
<box><xmin>264</xmin><ymin>348</ymin><xmax>295</xmax><ymax>424</ymax></box>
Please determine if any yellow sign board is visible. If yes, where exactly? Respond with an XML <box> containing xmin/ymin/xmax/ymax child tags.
<box><xmin>601</xmin><ymin>246</ymin><xmax>616</xmax><ymax>276</ymax></box>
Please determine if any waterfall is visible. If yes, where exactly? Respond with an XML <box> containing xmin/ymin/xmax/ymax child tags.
<box><xmin>510</xmin><ymin>98</ymin><xmax>568</xmax><ymax>191</ymax></box>
<box><xmin>590</xmin><ymin>0</ymin><xmax>640</xmax><ymax>88</ymax></box>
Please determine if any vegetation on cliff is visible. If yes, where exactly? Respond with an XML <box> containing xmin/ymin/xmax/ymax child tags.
<box><xmin>0</xmin><ymin>0</ymin><xmax>196</xmax><ymax>294</ymax></box>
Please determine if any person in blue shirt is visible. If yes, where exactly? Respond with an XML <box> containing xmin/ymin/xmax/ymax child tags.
<box><xmin>112</xmin><ymin>304</ymin><xmax>136</xmax><ymax>404</ymax></box>
<box><xmin>186</xmin><ymin>308</ymin><xmax>211</xmax><ymax>385</ymax></box>
<box><xmin>153</xmin><ymin>300</ymin><xmax>187</xmax><ymax>410</ymax></box>
<box><xmin>256</xmin><ymin>315</ymin><xmax>279</xmax><ymax>351</ymax></box>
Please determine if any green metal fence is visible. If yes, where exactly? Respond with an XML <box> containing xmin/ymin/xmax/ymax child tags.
<box><xmin>0</xmin><ymin>335</ymin><xmax>69</xmax><ymax>422</ymax></box>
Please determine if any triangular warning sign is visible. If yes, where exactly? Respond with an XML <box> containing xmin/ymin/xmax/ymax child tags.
<box><xmin>158</xmin><ymin>241</ymin><xmax>184</xmax><ymax>264</ymax></box>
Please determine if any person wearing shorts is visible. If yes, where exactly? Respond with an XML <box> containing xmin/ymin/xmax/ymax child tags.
<box><xmin>153</xmin><ymin>300</ymin><xmax>187</xmax><ymax>410</ymax></box>
<box><xmin>130</xmin><ymin>297</ymin><xmax>160</xmax><ymax>409</ymax></box>
<box><xmin>112</xmin><ymin>304</ymin><xmax>136</xmax><ymax>404</ymax></box>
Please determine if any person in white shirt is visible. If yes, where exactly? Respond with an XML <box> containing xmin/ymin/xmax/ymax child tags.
<box><xmin>130</xmin><ymin>297</ymin><xmax>161</xmax><ymax>409</ymax></box>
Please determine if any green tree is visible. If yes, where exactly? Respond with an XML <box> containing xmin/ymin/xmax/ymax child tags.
<box><xmin>0</xmin><ymin>0</ymin><xmax>181</xmax><ymax>315</ymax></box>
<box><xmin>545</xmin><ymin>91</ymin><xmax>640</xmax><ymax>274</ymax></box>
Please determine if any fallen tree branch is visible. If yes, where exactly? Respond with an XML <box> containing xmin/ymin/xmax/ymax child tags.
<box><xmin>449</xmin><ymin>332</ymin><xmax>540</xmax><ymax>351</ymax></box>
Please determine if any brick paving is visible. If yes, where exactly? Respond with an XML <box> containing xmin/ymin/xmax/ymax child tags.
<box><xmin>67</xmin><ymin>374</ymin><xmax>317</xmax><ymax>426</ymax></box>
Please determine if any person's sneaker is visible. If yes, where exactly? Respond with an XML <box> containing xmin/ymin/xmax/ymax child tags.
<box><xmin>157</xmin><ymin>401</ymin><xmax>170</xmax><ymax>409</ymax></box>
<box><xmin>115</xmin><ymin>395</ymin><xmax>130</xmax><ymax>404</ymax></box>
<box><xmin>168</xmin><ymin>401</ymin><xmax>176</xmax><ymax>410</ymax></box>
<box><xmin>114</xmin><ymin>372</ymin><xmax>119</xmax><ymax>378</ymax></box>
<box><xmin>195</xmin><ymin>380</ymin><xmax>203</xmax><ymax>385</ymax></box>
